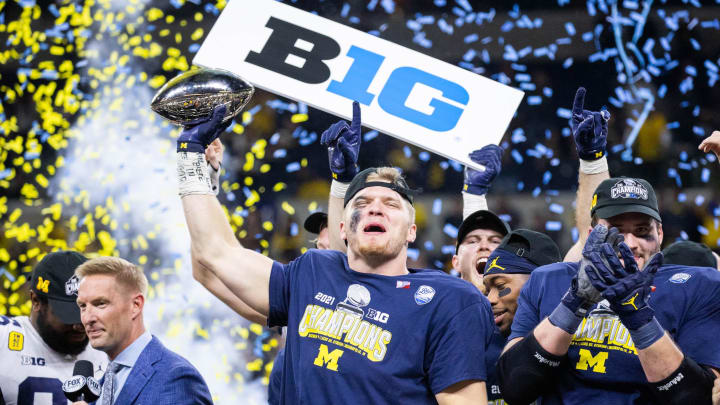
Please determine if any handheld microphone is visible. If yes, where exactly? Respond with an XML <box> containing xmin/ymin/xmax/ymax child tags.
<box><xmin>63</xmin><ymin>360</ymin><xmax>101</xmax><ymax>402</ymax></box>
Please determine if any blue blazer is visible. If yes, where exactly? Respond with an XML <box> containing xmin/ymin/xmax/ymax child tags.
<box><xmin>102</xmin><ymin>336</ymin><xmax>213</xmax><ymax>405</ymax></box>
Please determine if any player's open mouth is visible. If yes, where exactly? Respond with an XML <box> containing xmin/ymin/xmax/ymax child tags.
<box><xmin>363</xmin><ymin>223</ymin><xmax>386</xmax><ymax>234</ymax></box>
<box><xmin>475</xmin><ymin>257</ymin><xmax>488</xmax><ymax>273</ymax></box>
<box><xmin>493</xmin><ymin>310</ymin><xmax>507</xmax><ymax>324</ymax></box>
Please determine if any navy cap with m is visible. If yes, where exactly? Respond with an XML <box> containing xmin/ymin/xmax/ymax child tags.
<box><xmin>30</xmin><ymin>251</ymin><xmax>88</xmax><ymax>324</ymax></box>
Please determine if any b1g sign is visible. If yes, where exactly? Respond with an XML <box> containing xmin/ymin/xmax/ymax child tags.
<box><xmin>193</xmin><ymin>0</ymin><xmax>524</xmax><ymax>170</ymax></box>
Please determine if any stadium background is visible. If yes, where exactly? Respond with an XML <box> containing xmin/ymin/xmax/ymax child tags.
<box><xmin>1</xmin><ymin>0</ymin><xmax>719</xmax><ymax>402</ymax></box>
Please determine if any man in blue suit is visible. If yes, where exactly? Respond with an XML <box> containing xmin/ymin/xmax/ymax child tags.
<box><xmin>73</xmin><ymin>257</ymin><xmax>213</xmax><ymax>405</ymax></box>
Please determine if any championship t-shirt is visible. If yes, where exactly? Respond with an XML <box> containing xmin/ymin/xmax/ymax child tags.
<box><xmin>0</xmin><ymin>315</ymin><xmax>107</xmax><ymax>405</ymax></box>
<box><xmin>269</xmin><ymin>249</ymin><xmax>495</xmax><ymax>404</ymax></box>
<box><xmin>510</xmin><ymin>262</ymin><xmax>720</xmax><ymax>404</ymax></box>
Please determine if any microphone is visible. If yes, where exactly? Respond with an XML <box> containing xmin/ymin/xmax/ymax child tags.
<box><xmin>63</xmin><ymin>360</ymin><xmax>101</xmax><ymax>402</ymax></box>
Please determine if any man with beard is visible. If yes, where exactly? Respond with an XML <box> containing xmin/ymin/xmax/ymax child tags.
<box><xmin>0</xmin><ymin>251</ymin><xmax>107</xmax><ymax>405</ymax></box>
<box><xmin>498</xmin><ymin>177</ymin><xmax>720</xmax><ymax>404</ymax></box>
<box><xmin>177</xmin><ymin>105</ymin><xmax>496</xmax><ymax>404</ymax></box>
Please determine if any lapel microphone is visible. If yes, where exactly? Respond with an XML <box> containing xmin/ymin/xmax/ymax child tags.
<box><xmin>63</xmin><ymin>360</ymin><xmax>101</xmax><ymax>402</ymax></box>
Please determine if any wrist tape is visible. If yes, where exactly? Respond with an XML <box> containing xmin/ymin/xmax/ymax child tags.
<box><xmin>462</xmin><ymin>192</ymin><xmax>489</xmax><ymax>220</ymax></box>
<box><xmin>177</xmin><ymin>151</ymin><xmax>213</xmax><ymax>197</ymax></box>
<box><xmin>330</xmin><ymin>180</ymin><xmax>350</xmax><ymax>199</ymax></box>
<box><xmin>579</xmin><ymin>156</ymin><xmax>608</xmax><ymax>174</ymax></box>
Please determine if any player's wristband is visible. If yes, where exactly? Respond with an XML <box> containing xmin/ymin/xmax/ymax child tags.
<box><xmin>627</xmin><ymin>317</ymin><xmax>664</xmax><ymax>350</ymax></box>
<box><xmin>548</xmin><ymin>301</ymin><xmax>584</xmax><ymax>335</ymax></box>
<box><xmin>579</xmin><ymin>156</ymin><xmax>608</xmax><ymax>174</ymax></box>
<box><xmin>330</xmin><ymin>180</ymin><xmax>350</xmax><ymax>199</ymax></box>
<box><xmin>462</xmin><ymin>192</ymin><xmax>489</xmax><ymax>220</ymax></box>
<box><xmin>177</xmin><ymin>151</ymin><xmax>213</xmax><ymax>196</ymax></box>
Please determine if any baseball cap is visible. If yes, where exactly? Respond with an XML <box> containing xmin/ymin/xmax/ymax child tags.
<box><xmin>455</xmin><ymin>210</ymin><xmax>511</xmax><ymax>254</ymax></box>
<box><xmin>590</xmin><ymin>177</ymin><xmax>661</xmax><ymax>222</ymax></box>
<box><xmin>663</xmin><ymin>240</ymin><xmax>717</xmax><ymax>268</ymax></box>
<box><xmin>485</xmin><ymin>229</ymin><xmax>561</xmax><ymax>275</ymax></box>
<box><xmin>304</xmin><ymin>212</ymin><xmax>328</xmax><ymax>234</ymax></box>
<box><xmin>31</xmin><ymin>251</ymin><xmax>88</xmax><ymax>324</ymax></box>
<box><xmin>343</xmin><ymin>167</ymin><xmax>419</xmax><ymax>207</ymax></box>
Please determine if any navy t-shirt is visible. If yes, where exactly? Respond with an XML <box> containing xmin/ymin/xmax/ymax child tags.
<box><xmin>268</xmin><ymin>348</ymin><xmax>284</xmax><ymax>405</ymax></box>
<box><xmin>510</xmin><ymin>262</ymin><xmax>720</xmax><ymax>404</ymax></box>
<box><xmin>485</xmin><ymin>330</ymin><xmax>506</xmax><ymax>404</ymax></box>
<box><xmin>269</xmin><ymin>249</ymin><xmax>495</xmax><ymax>404</ymax></box>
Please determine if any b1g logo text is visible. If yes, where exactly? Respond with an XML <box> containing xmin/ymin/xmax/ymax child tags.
<box><xmin>245</xmin><ymin>17</ymin><xmax>469</xmax><ymax>132</ymax></box>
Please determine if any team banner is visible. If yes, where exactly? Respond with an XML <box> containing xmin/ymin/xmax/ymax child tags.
<box><xmin>193</xmin><ymin>0</ymin><xmax>524</xmax><ymax>170</ymax></box>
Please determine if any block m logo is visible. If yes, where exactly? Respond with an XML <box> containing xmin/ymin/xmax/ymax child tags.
<box><xmin>313</xmin><ymin>344</ymin><xmax>344</xmax><ymax>371</ymax></box>
<box><xmin>575</xmin><ymin>349</ymin><xmax>608</xmax><ymax>373</ymax></box>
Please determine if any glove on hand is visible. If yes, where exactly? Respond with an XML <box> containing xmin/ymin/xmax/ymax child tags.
<box><xmin>177</xmin><ymin>105</ymin><xmax>230</xmax><ymax>153</ymax></box>
<box><xmin>572</xmin><ymin>87</ymin><xmax>610</xmax><ymax>161</ymax></box>
<box><xmin>463</xmin><ymin>145</ymin><xmax>503</xmax><ymax>195</ymax></box>
<box><xmin>587</xmin><ymin>242</ymin><xmax>662</xmax><ymax>330</ymax></box>
<box><xmin>320</xmin><ymin>101</ymin><xmax>361</xmax><ymax>182</ymax></box>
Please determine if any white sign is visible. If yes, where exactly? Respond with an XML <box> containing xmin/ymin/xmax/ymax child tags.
<box><xmin>194</xmin><ymin>0</ymin><xmax>524</xmax><ymax>170</ymax></box>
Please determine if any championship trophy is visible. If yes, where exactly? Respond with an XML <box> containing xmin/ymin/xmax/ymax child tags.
<box><xmin>150</xmin><ymin>67</ymin><xmax>254</xmax><ymax>125</ymax></box>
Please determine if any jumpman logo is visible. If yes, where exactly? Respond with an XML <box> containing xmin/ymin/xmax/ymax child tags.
<box><xmin>487</xmin><ymin>257</ymin><xmax>505</xmax><ymax>272</ymax></box>
<box><xmin>621</xmin><ymin>293</ymin><xmax>639</xmax><ymax>311</ymax></box>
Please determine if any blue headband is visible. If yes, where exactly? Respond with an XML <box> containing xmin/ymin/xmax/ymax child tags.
<box><xmin>484</xmin><ymin>248</ymin><xmax>537</xmax><ymax>276</ymax></box>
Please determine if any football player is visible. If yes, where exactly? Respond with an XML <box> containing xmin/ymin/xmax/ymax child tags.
<box><xmin>0</xmin><ymin>251</ymin><xmax>106</xmax><ymax>405</ymax></box>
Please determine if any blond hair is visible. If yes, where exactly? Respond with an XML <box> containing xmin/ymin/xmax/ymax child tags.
<box><xmin>359</xmin><ymin>167</ymin><xmax>416</xmax><ymax>223</ymax></box>
<box><xmin>75</xmin><ymin>257</ymin><xmax>148</xmax><ymax>296</ymax></box>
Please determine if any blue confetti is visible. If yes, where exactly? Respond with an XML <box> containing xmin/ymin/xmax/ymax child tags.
<box><xmin>565</xmin><ymin>21</ymin><xmax>576</xmax><ymax>35</ymax></box>
<box><xmin>527</xmin><ymin>96</ymin><xmax>542</xmax><ymax>105</ymax></box>
<box><xmin>424</xmin><ymin>241</ymin><xmax>434</xmax><ymax>251</ymax></box>
<box><xmin>511</xmin><ymin>149</ymin><xmax>523</xmax><ymax>164</ymax></box>
<box><xmin>286</xmin><ymin>162</ymin><xmax>301</xmax><ymax>172</ymax></box>
<box><xmin>290</xmin><ymin>223</ymin><xmax>298</xmax><ymax>237</ymax></box>
<box><xmin>432</xmin><ymin>198</ymin><xmax>442</xmax><ymax>215</ymax></box>
<box><xmin>702</xmin><ymin>168</ymin><xmax>710</xmax><ymax>183</ymax></box>
<box><xmin>407</xmin><ymin>248</ymin><xmax>419</xmax><ymax>261</ymax></box>
<box><xmin>556</xmin><ymin>107</ymin><xmax>572</xmax><ymax>119</ymax></box>
<box><xmin>517</xmin><ymin>181</ymin><xmax>524</xmax><ymax>191</ymax></box>
<box><xmin>443</xmin><ymin>223</ymin><xmax>458</xmax><ymax>238</ymax></box>
<box><xmin>698</xmin><ymin>225</ymin><xmax>709</xmax><ymax>236</ymax></box>
<box><xmin>549</xmin><ymin>203</ymin><xmax>564</xmax><ymax>214</ymax></box>
<box><xmin>695</xmin><ymin>195</ymin><xmax>705</xmax><ymax>206</ymax></box>
<box><xmin>542</xmin><ymin>171</ymin><xmax>552</xmax><ymax>185</ymax></box>
<box><xmin>464</xmin><ymin>33</ymin><xmax>478</xmax><ymax>43</ymax></box>
<box><xmin>532</xmin><ymin>187</ymin><xmax>541</xmax><ymax>197</ymax></box>
<box><xmin>545</xmin><ymin>221</ymin><xmax>562</xmax><ymax>231</ymax></box>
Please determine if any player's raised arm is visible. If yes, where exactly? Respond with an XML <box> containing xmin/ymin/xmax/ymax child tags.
<box><xmin>182</xmin><ymin>138</ymin><xmax>268</xmax><ymax>324</ymax></box>
<box><xmin>564</xmin><ymin>87</ymin><xmax>611</xmax><ymax>262</ymax></box>
<box><xmin>461</xmin><ymin>145</ymin><xmax>502</xmax><ymax>220</ymax></box>
<box><xmin>323</xmin><ymin>101</ymin><xmax>362</xmax><ymax>252</ymax></box>
<box><xmin>178</xmin><ymin>105</ymin><xmax>274</xmax><ymax>317</ymax></box>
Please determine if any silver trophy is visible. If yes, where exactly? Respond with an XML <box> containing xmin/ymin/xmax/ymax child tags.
<box><xmin>150</xmin><ymin>68</ymin><xmax>254</xmax><ymax>126</ymax></box>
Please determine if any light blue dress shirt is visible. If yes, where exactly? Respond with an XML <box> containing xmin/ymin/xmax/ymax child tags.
<box><xmin>97</xmin><ymin>330</ymin><xmax>153</xmax><ymax>404</ymax></box>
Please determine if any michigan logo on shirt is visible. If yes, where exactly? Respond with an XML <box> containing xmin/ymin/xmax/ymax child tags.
<box><xmin>299</xmin><ymin>284</ymin><xmax>393</xmax><ymax>366</ymax></box>
<box><xmin>569</xmin><ymin>302</ymin><xmax>637</xmax><ymax>374</ymax></box>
